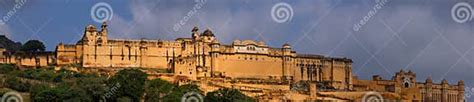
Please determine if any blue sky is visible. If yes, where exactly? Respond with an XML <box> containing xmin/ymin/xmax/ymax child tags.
<box><xmin>1</xmin><ymin>0</ymin><xmax>474</xmax><ymax>97</ymax></box>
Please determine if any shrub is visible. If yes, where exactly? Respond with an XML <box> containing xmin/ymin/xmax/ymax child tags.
<box><xmin>5</xmin><ymin>75</ymin><xmax>31</xmax><ymax>92</ymax></box>
<box><xmin>205</xmin><ymin>88</ymin><xmax>255</xmax><ymax>102</ymax></box>
<box><xmin>144</xmin><ymin>78</ymin><xmax>177</xmax><ymax>102</ymax></box>
<box><xmin>0</xmin><ymin>64</ymin><xmax>15</xmax><ymax>74</ymax></box>
<box><xmin>106</xmin><ymin>69</ymin><xmax>148</xmax><ymax>102</ymax></box>
<box><xmin>33</xmin><ymin>84</ymin><xmax>92</xmax><ymax>102</ymax></box>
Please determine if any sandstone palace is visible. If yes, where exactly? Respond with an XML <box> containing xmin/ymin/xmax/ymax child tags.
<box><xmin>0</xmin><ymin>22</ymin><xmax>466</xmax><ymax>101</ymax></box>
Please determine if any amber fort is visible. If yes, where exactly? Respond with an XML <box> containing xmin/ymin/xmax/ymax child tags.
<box><xmin>0</xmin><ymin>22</ymin><xmax>465</xmax><ymax>101</ymax></box>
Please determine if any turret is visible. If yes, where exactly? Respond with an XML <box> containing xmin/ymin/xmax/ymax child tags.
<box><xmin>201</xmin><ymin>28</ymin><xmax>215</xmax><ymax>43</ymax></box>
<box><xmin>282</xmin><ymin>43</ymin><xmax>291</xmax><ymax>55</ymax></box>
<box><xmin>399</xmin><ymin>69</ymin><xmax>405</xmax><ymax>74</ymax></box>
<box><xmin>441</xmin><ymin>79</ymin><xmax>448</xmax><ymax>102</ymax></box>
<box><xmin>101</xmin><ymin>22</ymin><xmax>108</xmax><ymax>34</ymax></box>
<box><xmin>424</xmin><ymin>76</ymin><xmax>433</xmax><ymax>101</ymax></box>
<box><xmin>210</xmin><ymin>39</ymin><xmax>220</xmax><ymax>77</ymax></box>
<box><xmin>282</xmin><ymin>43</ymin><xmax>291</xmax><ymax>79</ymax></box>
<box><xmin>425</xmin><ymin>76</ymin><xmax>432</xmax><ymax>84</ymax></box>
<box><xmin>83</xmin><ymin>25</ymin><xmax>98</xmax><ymax>45</ymax></box>
<box><xmin>441</xmin><ymin>79</ymin><xmax>448</xmax><ymax>85</ymax></box>
<box><xmin>211</xmin><ymin>39</ymin><xmax>220</xmax><ymax>52</ymax></box>
<box><xmin>458</xmin><ymin>80</ymin><xmax>465</xmax><ymax>102</ymax></box>
<box><xmin>407</xmin><ymin>70</ymin><xmax>413</xmax><ymax>75</ymax></box>
<box><xmin>192</xmin><ymin>26</ymin><xmax>200</xmax><ymax>40</ymax></box>
<box><xmin>86</xmin><ymin>25</ymin><xmax>97</xmax><ymax>32</ymax></box>
<box><xmin>98</xmin><ymin>22</ymin><xmax>108</xmax><ymax>45</ymax></box>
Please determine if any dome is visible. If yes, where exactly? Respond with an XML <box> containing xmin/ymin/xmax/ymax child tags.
<box><xmin>425</xmin><ymin>77</ymin><xmax>432</xmax><ymax>83</ymax></box>
<box><xmin>192</xmin><ymin>26</ymin><xmax>199</xmax><ymax>32</ymax></box>
<box><xmin>441</xmin><ymin>79</ymin><xmax>448</xmax><ymax>84</ymax></box>
<box><xmin>86</xmin><ymin>25</ymin><xmax>97</xmax><ymax>32</ymax></box>
<box><xmin>458</xmin><ymin>80</ymin><xmax>464</xmax><ymax>85</ymax></box>
<box><xmin>101</xmin><ymin>22</ymin><xmax>108</xmax><ymax>28</ymax></box>
<box><xmin>232</xmin><ymin>40</ymin><xmax>242</xmax><ymax>45</ymax></box>
<box><xmin>258</xmin><ymin>41</ymin><xmax>267</xmax><ymax>46</ymax></box>
<box><xmin>201</xmin><ymin>29</ymin><xmax>214</xmax><ymax>36</ymax></box>
<box><xmin>211</xmin><ymin>39</ymin><xmax>220</xmax><ymax>44</ymax></box>
<box><xmin>241</xmin><ymin>40</ymin><xmax>258</xmax><ymax>45</ymax></box>
<box><xmin>399</xmin><ymin>69</ymin><xmax>405</xmax><ymax>73</ymax></box>
<box><xmin>283</xmin><ymin>43</ymin><xmax>291</xmax><ymax>49</ymax></box>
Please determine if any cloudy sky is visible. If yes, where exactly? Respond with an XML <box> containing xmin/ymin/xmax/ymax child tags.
<box><xmin>1</xmin><ymin>0</ymin><xmax>474</xmax><ymax>97</ymax></box>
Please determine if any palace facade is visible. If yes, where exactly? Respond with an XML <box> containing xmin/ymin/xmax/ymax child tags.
<box><xmin>56</xmin><ymin>22</ymin><xmax>353</xmax><ymax>89</ymax></box>
<box><xmin>0</xmin><ymin>22</ymin><xmax>465</xmax><ymax>101</ymax></box>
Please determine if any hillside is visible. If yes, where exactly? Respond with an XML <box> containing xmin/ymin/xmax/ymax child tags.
<box><xmin>0</xmin><ymin>35</ymin><xmax>21</xmax><ymax>51</ymax></box>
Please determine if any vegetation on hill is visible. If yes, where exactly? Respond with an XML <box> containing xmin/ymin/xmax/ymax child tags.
<box><xmin>205</xmin><ymin>88</ymin><xmax>255</xmax><ymax>102</ymax></box>
<box><xmin>105</xmin><ymin>69</ymin><xmax>148</xmax><ymax>102</ymax></box>
<box><xmin>0</xmin><ymin>35</ymin><xmax>21</xmax><ymax>51</ymax></box>
<box><xmin>0</xmin><ymin>64</ymin><xmax>255</xmax><ymax>101</ymax></box>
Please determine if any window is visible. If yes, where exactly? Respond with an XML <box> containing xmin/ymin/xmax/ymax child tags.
<box><xmin>128</xmin><ymin>47</ymin><xmax>131</xmax><ymax>60</ymax></box>
<box><xmin>404</xmin><ymin>83</ymin><xmax>409</xmax><ymax>88</ymax></box>
<box><xmin>110</xmin><ymin>48</ymin><xmax>112</xmax><ymax>60</ymax></box>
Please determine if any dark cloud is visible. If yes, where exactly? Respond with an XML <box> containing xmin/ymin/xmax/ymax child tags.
<box><xmin>106</xmin><ymin>0</ymin><xmax>474</xmax><ymax>88</ymax></box>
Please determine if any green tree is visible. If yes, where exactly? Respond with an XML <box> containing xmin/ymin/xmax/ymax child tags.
<box><xmin>144</xmin><ymin>78</ymin><xmax>177</xmax><ymax>102</ymax></box>
<box><xmin>29</xmin><ymin>83</ymin><xmax>50</xmax><ymax>99</ymax></box>
<box><xmin>20</xmin><ymin>40</ymin><xmax>45</xmax><ymax>52</ymax></box>
<box><xmin>5</xmin><ymin>75</ymin><xmax>30</xmax><ymax>92</ymax></box>
<box><xmin>60</xmin><ymin>86</ymin><xmax>92</xmax><ymax>102</ymax></box>
<box><xmin>205</xmin><ymin>88</ymin><xmax>255</xmax><ymax>102</ymax></box>
<box><xmin>0</xmin><ymin>64</ymin><xmax>15</xmax><ymax>74</ymax></box>
<box><xmin>21</xmin><ymin>69</ymin><xmax>57</xmax><ymax>81</ymax></box>
<box><xmin>162</xmin><ymin>84</ymin><xmax>203</xmax><ymax>102</ymax></box>
<box><xmin>106</xmin><ymin>69</ymin><xmax>148</xmax><ymax>102</ymax></box>
<box><xmin>33</xmin><ymin>87</ymin><xmax>62</xmax><ymax>102</ymax></box>
<box><xmin>75</xmin><ymin>77</ymin><xmax>107</xmax><ymax>101</ymax></box>
<box><xmin>33</xmin><ymin>83</ymin><xmax>92</xmax><ymax>102</ymax></box>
